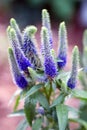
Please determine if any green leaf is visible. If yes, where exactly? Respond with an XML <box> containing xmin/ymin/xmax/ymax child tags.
<box><xmin>56</xmin><ymin>71</ymin><xmax>70</xmax><ymax>81</ymax></box>
<box><xmin>79</xmin><ymin>71</ymin><xmax>87</xmax><ymax>89</ymax></box>
<box><xmin>67</xmin><ymin>106</ymin><xmax>80</xmax><ymax>114</ymax></box>
<box><xmin>56</xmin><ymin>78</ymin><xmax>68</xmax><ymax>92</ymax></box>
<box><xmin>8</xmin><ymin>109</ymin><xmax>25</xmax><ymax>117</ymax></box>
<box><xmin>69</xmin><ymin>118</ymin><xmax>87</xmax><ymax>130</ymax></box>
<box><xmin>52</xmin><ymin>81</ymin><xmax>56</xmax><ymax>90</ymax></box>
<box><xmin>24</xmin><ymin>97</ymin><xmax>35</xmax><ymax>126</ymax></box>
<box><xmin>28</xmin><ymin>67</ymin><xmax>45</xmax><ymax>82</ymax></box>
<box><xmin>25</xmin><ymin>83</ymin><xmax>44</xmax><ymax>99</ymax></box>
<box><xmin>32</xmin><ymin>118</ymin><xmax>42</xmax><ymax>130</ymax></box>
<box><xmin>40</xmin><ymin>127</ymin><xmax>49</xmax><ymax>130</ymax></box>
<box><xmin>56</xmin><ymin>104</ymin><xmax>68</xmax><ymax>130</ymax></box>
<box><xmin>28</xmin><ymin>67</ymin><xmax>38</xmax><ymax>81</ymax></box>
<box><xmin>8</xmin><ymin>89</ymin><xmax>22</xmax><ymax>106</ymax></box>
<box><xmin>35</xmin><ymin>91</ymin><xmax>49</xmax><ymax>109</ymax></box>
<box><xmin>50</xmin><ymin>93</ymin><xmax>65</xmax><ymax>108</ymax></box>
<box><xmin>79</xmin><ymin>104</ymin><xmax>87</xmax><ymax>121</ymax></box>
<box><xmin>14</xmin><ymin>95</ymin><xmax>20</xmax><ymax>111</ymax></box>
<box><xmin>29</xmin><ymin>91</ymin><xmax>49</xmax><ymax>109</ymax></box>
<box><xmin>16</xmin><ymin>118</ymin><xmax>28</xmax><ymax>130</ymax></box>
<box><xmin>72</xmin><ymin>89</ymin><xmax>87</xmax><ymax>100</ymax></box>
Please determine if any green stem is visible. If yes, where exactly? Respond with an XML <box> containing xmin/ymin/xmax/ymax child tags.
<box><xmin>48</xmin><ymin>81</ymin><xmax>52</xmax><ymax>102</ymax></box>
<box><xmin>43</xmin><ymin>86</ymin><xmax>49</xmax><ymax>102</ymax></box>
<box><xmin>43</xmin><ymin>81</ymin><xmax>53</xmax><ymax>103</ymax></box>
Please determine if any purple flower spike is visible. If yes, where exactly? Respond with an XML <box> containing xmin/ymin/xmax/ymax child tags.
<box><xmin>9</xmin><ymin>28</ymin><xmax>31</xmax><ymax>71</ymax></box>
<box><xmin>10</xmin><ymin>18</ymin><xmax>23</xmax><ymax>47</ymax></box>
<box><xmin>41</xmin><ymin>27</ymin><xmax>57</xmax><ymax>78</ymax></box>
<box><xmin>15</xmin><ymin>74</ymin><xmax>28</xmax><ymax>89</ymax></box>
<box><xmin>44</xmin><ymin>57</ymin><xmax>57</xmax><ymax>78</ymax></box>
<box><xmin>8</xmin><ymin>48</ymin><xmax>28</xmax><ymax>89</ymax></box>
<box><xmin>22</xmin><ymin>26</ymin><xmax>42</xmax><ymax>69</ymax></box>
<box><xmin>42</xmin><ymin>9</ymin><xmax>53</xmax><ymax>48</ymax></box>
<box><xmin>14</xmin><ymin>47</ymin><xmax>31</xmax><ymax>71</ymax></box>
<box><xmin>67</xmin><ymin>46</ymin><xmax>79</xmax><ymax>89</ymax></box>
<box><xmin>57</xmin><ymin>54</ymin><xmax>67</xmax><ymax>68</ymax></box>
<box><xmin>67</xmin><ymin>78</ymin><xmax>76</xmax><ymax>89</ymax></box>
<box><xmin>57</xmin><ymin>22</ymin><xmax>68</xmax><ymax>69</ymax></box>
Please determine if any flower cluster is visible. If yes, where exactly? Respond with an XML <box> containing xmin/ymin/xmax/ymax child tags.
<box><xmin>7</xmin><ymin>9</ymin><xmax>79</xmax><ymax>90</ymax></box>
<box><xmin>7</xmin><ymin>9</ymin><xmax>84</xmax><ymax>130</ymax></box>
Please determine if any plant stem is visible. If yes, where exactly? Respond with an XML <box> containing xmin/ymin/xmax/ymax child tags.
<box><xmin>43</xmin><ymin>86</ymin><xmax>49</xmax><ymax>102</ymax></box>
<box><xmin>48</xmin><ymin>81</ymin><xmax>52</xmax><ymax>103</ymax></box>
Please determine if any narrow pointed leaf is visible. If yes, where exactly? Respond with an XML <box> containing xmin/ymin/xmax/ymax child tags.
<box><xmin>28</xmin><ymin>91</ymin><xmax>49</xmax><ymax>109</ymax></box>
<box><xmin>14</xmin><ymin>95</ymin><xmax>20</xmax><ymax>111</ymax></box>
<box><xmin>56</xmin><ymin>104</ymin><xmax>68</xmax><ymax>130</ymax></box>
<box><xmin>8</xmin><ymin>89</ymin><xmax>22</xmax><ymax>106</ymax></box>
<box><xmin>8</xmin><ymin>109</ymin><xmax>25</xmax><ymax>117</ymax></box>
<box><xmin>50</xmin><ymin>93</ymin><xmax>65</xmax><ymax>108</ymax></box>
<box><xmin>32</xmin><ymin>91</ymin><xmax>49</xmax><ymax>109</ymax></box>
<box><xmin>24</xmin><ymin>98</ymin><xmax>35</xmax><ymax>126</ymax></box>
<box><xmin>25</xmin><ymin>83</ymin><xmax>44</xmax><ymax>99</ymax></box>
<box><xmin>72</xmin><ymin>89</ymin><xmax>87</xmax><ymax>100</ymax></box>
<box><xmin>16</xmin><ymin>119</ymin><xmax>28</xmax><ymax>130</ymax></box>
<box><xmin>32</xmin><ymin>118</ymin><xmax>42</xmax><ymax>130</ymax></box>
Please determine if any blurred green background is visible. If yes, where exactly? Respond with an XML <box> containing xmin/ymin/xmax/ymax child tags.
<box><xmin>0</xmin><ymin>0</ymin><xmax>82</xmax><ymax>26</ymax></box>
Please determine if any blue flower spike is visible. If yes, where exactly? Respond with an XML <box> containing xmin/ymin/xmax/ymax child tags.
<box><xmin>41</xmin><ymin>27</ymin><xmax>57</xmax><ymax>79</ymax></box>
<box><xmin>8</xmin><ymin>48</ymin><xmax>28</xmax><ymax>89</ymax></box>
<box><xmin>22</xmin><ymin>26</ymin><xmax>42</xmax><ymax>69</ymax></box>
<box><xmin>42</xmin><ymin>9</ymin><xmax>53</xmax><ymax>48</ymax></box>
<box><xmin>57</xmin><ymin>22</ymin><xmax>68</xmax><ymax>69</ymax></box>
<box><xmin>67</xmin><ymin>46</ymin><xmax>79</xmax><ymax>89</ymax></box>
<box><xmin>10</xmin><ymin>18</ymin><xmax>23</xmax><ymax>47</ymax></box>
<box><xmin>9</xmin><ymin>28</ymin><xmax>31</xmax><ymax>71</ymax></box>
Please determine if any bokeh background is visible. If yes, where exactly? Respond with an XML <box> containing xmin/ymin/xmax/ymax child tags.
<box><xmin>0</xmin><ymin>0</ymin><xmax>87</xmax><ymax>130</ymax></box>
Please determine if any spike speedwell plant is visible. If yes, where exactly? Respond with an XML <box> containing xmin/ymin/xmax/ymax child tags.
<box><xmin>7</xmin><ymin>9</ymin><xmax>87</xmax><ymax>130</ymax></box>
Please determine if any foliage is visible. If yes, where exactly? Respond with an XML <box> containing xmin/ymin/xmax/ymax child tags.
<box><xmin>7</xmin><ymin>9</ymin><xmax>87</xmax><ymax>130</ymax></box>
<box><xmin>78</xmin><ymin>30</ymin><xmax>87</xmax><ymax>130</ymax></box>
